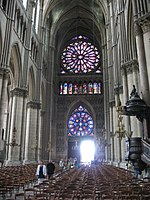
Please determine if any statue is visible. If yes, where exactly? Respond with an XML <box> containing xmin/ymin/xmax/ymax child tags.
<box><xmin>130</xmin><ymin>85</ymin><xmax>139</xmax><ymax>99</ymax></box>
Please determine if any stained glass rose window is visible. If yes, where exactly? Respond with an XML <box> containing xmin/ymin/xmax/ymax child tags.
<box><xmin>68</xmin><ymin>105</ymin><xmax>94</xmax><ymax>136</ymax></box>
<box><xmin>61</xmin><ymin>35</ymin><xmax>100</xmax><ymax>74</ymax></box>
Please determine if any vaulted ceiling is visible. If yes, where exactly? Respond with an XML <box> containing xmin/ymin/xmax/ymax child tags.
<box><xmin>43</xmin><ymin>0</ymin><xmax>108</xmax><ymax>50</ymax></box>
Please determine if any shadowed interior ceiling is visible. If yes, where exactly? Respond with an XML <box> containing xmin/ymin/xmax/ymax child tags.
<box><xmin>44</xmin><ymin>0</ymin><xmax>106</xmax><ymax>49</ymax></box>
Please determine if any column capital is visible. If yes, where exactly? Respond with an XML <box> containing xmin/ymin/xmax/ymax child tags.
<box><xmin>121</xmin><ymin>60</ymin><xmax>139</xmax><ymax>74</ymax></box>
<box><xmin>27</xmin><ymin>100</ymin><xmax>41</xmax><ymax>109</ymax></box>
<box><xmin>29</xmin><ymin>0</ymin><xmax>36</xmax><ymax>7</ymax></box>
<box><xmin>126</xmin><ymin>65</ymin><xmax>132</xmax><ymax>74</ymax></box>
<box><xmin>121</xmin><ymin>67</ymin><xmax>126</xmax><ymax>76</ymax></box>
<box><xmin>107</xmin><ymin>0</ymin><xmax>111</xmax><ymax>3</ymax></box>
<box><xmin>132</xmin><ymin>62</ymin><xmax>139</xmax><ymax>72</ymax></box>
<box><xmin>0</xmin><ymin>68</ymin><xmax>10</xmax><ymax>76</ymax></box>
<box><xmin>114</xmin><ymin>85</ymin><xmax>123</xmax><ymax>95</ymax></box>
<box><xmin>40</xmin><ymin>110</ymin><xmax>46</xmax><ymax>116</ymax></box>
<box><xmin>10</xmin><ymin>87</ymin><xmax>28</xmax><ymax>97</ymax></box>
<box><xmin>140</xmin><ymin>19</ymin><xmax>150</xmax><ymax>34</ymax></box>
<box><xmin>134</xmin><ymin>23</ymin><xmax>143</xmax><ymax>36</ymax></box>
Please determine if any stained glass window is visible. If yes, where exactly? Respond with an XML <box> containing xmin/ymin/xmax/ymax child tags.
<box><xmin>68</xmin><ymin>82</ymin><xmax>73</xmax><ymax>94</ymax></box>
<box><xmin>60</xmin><ymin>82</ymin><xmax>63</xmax><ymax>94</ymax></box>
<box><xmin>59</xmin><ymin>81</ymin><xmax>102</xmax><ymax>95</ymax></box>
<box><xmin>83</xmin><ymin>82</ymin><xmax>88</xmax><ymax>94</ymax></box>
<box><xmin>74</xmin><ymin>82</ymin><xmax>78</xmax><ymax>94</ymax></box>
<box><xmin>61</xmin><ymin>35</ymin><xmax>100</xmax><ymax>74</ymax></box>
<box><xmin>68</xmin><ymin>105</ymin><xmax>94</xmax><ymax>136</ymax></box>
<box><xmin>93</xmin><ymin>82</ymin><xmax>98</xmax><ymax>94</ymax></box>
<box><xmin>63</xmin><ymin>82</ymin><xmax>68</xmax><ymax>94</ymax></box>
<box><xmin>88</xmin><ymin>82</ymin><xmax>93</xmax><ymax>94</ymax></box>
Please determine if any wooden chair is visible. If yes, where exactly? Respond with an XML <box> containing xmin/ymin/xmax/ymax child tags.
<box><xmin>124</xmin><ymin>195</ymin><xmax>141</xmax><ymax>200</ymax></box>
<box><xmin>81</xmin><ymin>194</ymin><xmax>95</xmax><ymax>200</ymax></box>
<box><xmin>24</xmin><ymin>188</ymin><xmax>37</xmax><ymax>199</ymax></box>
<box><xmin>141</xmin><ymin>195</ymin><xmax>150</xmax><ymax>200</ymax></box>
<box><xmin>5</xmin><ymin>198</ymin><xmax>15</xmax><ymax>200</ymax></box>
<box><xmin>101</xmin><ymin>194</ymin><xmax>115</xmax><ymax>200</ymax></box>
<box><xmin>0</xmin><ymin>187</ymin><xmax>8</xmax><ymax>198</ymax></box>
<box><xmin>34</xmin><ymin>193</ymin><xmax>49</xmax><ymax>200</ymax></box>
<box><xmin>60</xmin><ymin>193</ymin><xmax>74</xmax><ymax>200</ymax></box>
<box><xmin>15</xmin><ymin>193</ymin><xmax>25</xmax><ymax>200</ymax></box>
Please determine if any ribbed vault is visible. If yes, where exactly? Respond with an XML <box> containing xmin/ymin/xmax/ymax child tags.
<box><xmin>44</xmin><ymin>0</ymin><xmax>107</xmax><ymax>50</ymax></box>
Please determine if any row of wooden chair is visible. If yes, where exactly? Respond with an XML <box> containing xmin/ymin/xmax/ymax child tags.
<box><xmin>1</xmin><ymin>163</ymin><xmax>150</xmax><ymax>199</ymax></box>
<box><xmin>0</xmin><ymin>164</ymin><xmax>37</xmax><ymax>198</ymax></box>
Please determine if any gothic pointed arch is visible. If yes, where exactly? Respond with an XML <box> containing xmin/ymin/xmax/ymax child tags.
<box><xmin>9</xmin><ymin>43</ymin><xmax>22</xmax><ymax>88</ymax></box>
<box><xmin>28</xmin><ymin>66</ymin><xmax>36</xmax><ymax>100</ymax></box>
<box><xmin>67</xmin><ymin>99</ymin><xmax>96</xmax><ymax>120</ymax></box>
<box><xmin>44</xmin><ymin>0</ymin><xmax>107</xmax><ymax>59</ymax></box>
<box><xmin>66</xmin><ymin>99</ymin><xmax>96</xmax><ymax>137</ymax></box>
<box><xmin>43</xmin><ymin>0</ymin><xmax>105</xmax><ymax>161</ymax></box>
<box><xmin>126</xmin><ymin>0</ymin><xmax>137</xmax><ymax>60</ymax></box>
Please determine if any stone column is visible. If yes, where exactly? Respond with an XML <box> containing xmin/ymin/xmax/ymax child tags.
<box><xmin>102</xmin><ymin>43</ymin><xmax>110</xmax><ymax>162</ymax></box>
<box><xmin>121</xmin><ymin>66</ymin><xmax>131</xmax><ymax>132</ymax></box>
<box><xmin>132</xmin><ymin>61</ymin><xmax>143</xmax><ymax>137</ymax></box>
<box><xmin>24</xmin><ymin>101</ymin><xmax>41</xmax><ymax>163</ymax></box>
<box><xmin>125</xmin><ymin>64</ymin><xmax>141</xmax><ymax>137</ymax></box>
<box><xmin>37</xmin><ymin>110</ymin><xmax>45</xmax><ymax>161</ymax></box>
<box><xmin>21</xmin><ymin>0</ymin><xmax>35</xmax><ymax>88</ymax></box>
<box><xmin>109</xmin><ymin>102</ymin><xmax>115</xmax><ymax>163</ymax></box>
<box><xmin>120</xmin><ymin>138</ymin><xmax>126</xmax><ymax>166</ymax></box>
<box><xmin>0</xmin><ymin>69</ymin><xmax>9</xmax><ymax>146</ymax></box>
<box><xmin>120</xmin><ymin>67</ymin><xmax>130</xmax><ymax>166</ymax></box>
<box><xmin>140</xmin><ymin>20</ymin><xmax>150</xmax><ymax>101</ymax></box>
<box><xmin>43</xmin><ymin>44</ymin><xmax>55</xmax><ymax>160</ymax></box>
<box><xmin>6</xmin><ymin>88</ymin><xmax>28</xmax><ymax>165</ymax></box>
<box><xmin>113</xmin><ymin>104</ymin><xmax>119</xmax><ymax>164</ymax></box>
<box><xmin>36</xmin><ymin>107</ymin><xmax>41</xmax><ymax>162</ymax></box>
<box><xmin>0</xmin><ymin>69</ymin><xmax>5</xmax><ymax>100</ymax></box>
<box><xmin>115</xmin><ymin>91</ymin><xmax>123</xmax><ymax>165</ymax></box>
<box><xmin>104</xmin><ymin>0</ymin><xmax>112</xmax><ymax>162</ymax></box>
<box><xmin>134</xmin><ymin>23</ymin><xmax>149</xmax><ymax>104</ymax></box>
<box><xmin>111</xmin><ymin>136</ymin><xmax>114</xmax><ymax>163</ymax></box>
<box><xmin>0</xmin><ymin>0</ymin><xmax>16</xmax><ymax>69</ymax></box>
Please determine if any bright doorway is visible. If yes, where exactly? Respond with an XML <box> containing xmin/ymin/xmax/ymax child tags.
<box><xmin>80</xmin><ymin>140</ymin><xmax>95</xmax><ymax>164</ymax></box>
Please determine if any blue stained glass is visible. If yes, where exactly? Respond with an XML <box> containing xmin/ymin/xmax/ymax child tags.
<box><xmin>63</xmin><ymin>83</ymin><xmax>68</xmax><ymax>94</ymax></box>
<box><xmin>61</xmin><ymin>35</ymin><xmax>100</xmax><ymax>73</ymax></box>
<box><xmin>68</xmin><ymin>105</ymin><xmax>94</xmax><ymax>136</ymax></box>
<box><xmin>68</xmin><ymin>82</ymin><xmax>73</xmax><ymax>94</ymax></box>
<box><xmin>59</xmin><ymin>81</ymin><xmax>102</xmax><ymax>95</ymax></box>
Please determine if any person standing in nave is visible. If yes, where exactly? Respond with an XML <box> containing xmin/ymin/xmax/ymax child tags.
<box><xmin>47</xmin><ymin>160</ymin><xmax>55</xmax><ymax>179</ymax></box>
<box><xmin>66</xmin><ymin>159</ymin><xmax>71</xmax><ymax>170</ymax></box>
<box><xmin>59</xmin><ymin>158</ymin><xmax>65</xmax><ymax>172</ymax></box>
<box><xmin>36</xmin><ymin>160</ymin><xmax>47</xmax><ymax>183</ymax></box>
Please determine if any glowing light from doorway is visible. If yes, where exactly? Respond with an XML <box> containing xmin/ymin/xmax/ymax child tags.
<box><xmin>80</xmin><ymin>140</ymin><xmax>95</xmax><ymax>164</ymax></box>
